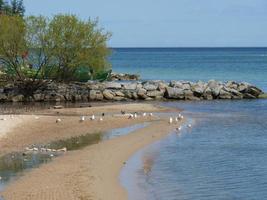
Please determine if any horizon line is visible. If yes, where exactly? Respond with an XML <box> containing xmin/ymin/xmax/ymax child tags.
<box><xmin>110</xmin><ymin>46</ymin><xmax>267</xmax><ymax>48</ymax></box>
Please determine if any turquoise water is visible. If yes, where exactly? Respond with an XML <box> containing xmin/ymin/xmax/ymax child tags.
<box><xmin>114</xmin><ymin>48</ymin><xmax>267</xmax><ymax>199</ymax></box>
<box><xmin>121</xmin><ymin>100</ymin><xmax>267</xmax><ymax>200</ymax></box>
<box><xmin>110</xmin><ymin>48</ymin><xmax>267</xmax><ymax>91</ymax></box>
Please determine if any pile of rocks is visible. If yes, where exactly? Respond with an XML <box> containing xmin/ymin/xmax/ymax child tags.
<box><xmin>0</xmin><ymin>80</ymin><xmax>263</xmax><ymax>102</ymax></box>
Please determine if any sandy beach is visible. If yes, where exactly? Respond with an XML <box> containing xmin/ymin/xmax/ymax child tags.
<box><xmin>0</xmin><ymin>103</ymin><xmax>184</xmax><ymax>200</ymax></box>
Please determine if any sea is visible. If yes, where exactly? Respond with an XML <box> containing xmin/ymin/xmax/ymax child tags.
<box><xmin>110</xmin><ymin>48</ymin><xmax>267</xmax><ymax>200</ymax></box>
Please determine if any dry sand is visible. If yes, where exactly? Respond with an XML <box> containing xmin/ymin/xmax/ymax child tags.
<box><xmin>0</xmin><ymin>103</ymin><xmax>183</xmax><ymax>200</ymax></box>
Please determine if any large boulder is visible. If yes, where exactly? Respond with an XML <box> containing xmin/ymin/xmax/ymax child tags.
<box><xmin>191</xmin><ymin>82</ymin><xmax>205</xmax><ymax>97</ymax></box>
<box><xmin>165</xmin><ymin>87</ymin><xmax>184</xmax><ymax>99</ymax></box>
<box><xmin>122</xmin><ymin>83</ymin><xmax>137</xmax><ymax>90</ymax></box>
<box><xmin>184</xmin><ymin>90</ymin><xmax>199</xmax><ymax>100</ymax></box>
<box><xmin>169</xmin><ymin>81</ymin><xmax>183</xmax><ymax>88</ymax></box>
<box><xmin>182</xmin><ymin>83</ymin><xmax>191</xmax><ymax>90</ymax></box>
<box><xmin>237</xmin><ymin>82</ymin><xmax>251</xmax><ymax>93</ymax></box>
<box><xmin>104</xmin><ymin>82</ymin><xmax>122</xmax><ymax>89</ymax></box>
<box><xmin>89</xmin><ymin>90</ymin><xmax>103</xmax><ymax>101</ymax></box>
<box><xmin>219</xmin><ymin>89</ymin><xmax>232</xmax><ymax>99</ymax></box>
<box><xmin>137</xmin><ymin>88</ymin><xmax>147</xmax><ymax>99</ymax></box>
<box><xmin>247</xmin><ymin>86</ymin><xmax>263</xmax><ymax>97</ymax></box>
<box><xmin>103</xmin><ymin>90</ymin><xmax>115</xmax><ymax>100</ymax></box>
<box><xmin>115</xmin><ymin>91</ymin><xmax>125</xmax><ymax>97</ymax></box>
<box><xmin>143</xmin><ymin>82</ymin><xmax>157</xmax><ymax>91</ymax></box>
<box><xmin>146</xmin><ymin>90</ymin><xmax>164</xmax><ymax>98</ymax></box>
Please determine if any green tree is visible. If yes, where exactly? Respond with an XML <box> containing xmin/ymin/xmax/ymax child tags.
<box><xmin>10</xmin><ymin>0</ymin><xmax>24</xmax><ymax>16</ymax></box>
<box><xmin>0</xmin><ymin>14</ymin><xmax>111</xmax><ymax>96</ymax></box>
<box><xmin>0</xmin><ymin>15</ymin><xmax>26</xmax><ymax>80</ymax></box>
<box><xmin>0</xmin><ymin>0</ymin><xmax>24</xmax><ymax>16</ymax></box>
<box><xmin>48</xmin><ymin>15</ymin><xmax>111</xmax><ymax>81</ymax></box>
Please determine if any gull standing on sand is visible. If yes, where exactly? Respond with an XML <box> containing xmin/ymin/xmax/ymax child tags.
<box><xmin>80</xmin><ymin>116</ymin><xmax>85</xmax><ymax>122</ymax></box>
<box><xmin>134</xmin><ymin>113</ymin><xmax>138</xmax><ymax>119</ymax></box>
<box><xmin>90</xmin><ymin>115</ymin><xmax>95</xmax><ymax>120</ymax></box>
<box><xmin>56</xmin><ymin>118</ymin><xmax>61</xmax><ymax>123</ymax></box>
<box><xmin>149</xmin><ymin>113</ymin><xmax>153</xmax><ymax>117</ymax></box>
<box><xmin>99</xmin><ymin>117</ymin><xmax>103</xmax><ymax>121</ymax></box>
<box><xmin>143</xmin><ymin>112</ymin><xmax>147</xmax><ymax>117</ymax></box>
<box><xmin>169</xmin><ymin>117</ymin><xmax>173</xmax><ymax>124</ymax></box>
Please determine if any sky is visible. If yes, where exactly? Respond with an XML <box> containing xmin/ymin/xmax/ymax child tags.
<box><xmin>24</xmin><ymin>0</ymin><xmax>267</xmax><ymax>47</ymax></box>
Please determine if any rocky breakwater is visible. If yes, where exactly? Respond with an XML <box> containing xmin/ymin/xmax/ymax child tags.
<box><xmin>0</xmin><ymin>80</ymin><xmax>263</xmax><ymax>102</ymax></box>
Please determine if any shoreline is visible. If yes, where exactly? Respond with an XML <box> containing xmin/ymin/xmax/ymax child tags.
<box><xmin>0</xmin><ymin>103</ymin><xmax>184</xmax><ymax>200</ymax></box>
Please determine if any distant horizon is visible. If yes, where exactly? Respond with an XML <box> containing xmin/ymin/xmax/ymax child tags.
<box><xmin>110</xmin><ymin>46</ymin><xmax>267</xmax><ymax>48</ymax></box>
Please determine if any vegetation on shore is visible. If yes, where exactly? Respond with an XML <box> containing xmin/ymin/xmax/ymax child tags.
<box><xmin>0</xmin><ymin>0</ymin><xmax>112</xmax><ymax>97</ymax></box>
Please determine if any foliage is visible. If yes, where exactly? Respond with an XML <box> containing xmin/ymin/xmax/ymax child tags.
<box><xmin>0</xmin><ymin>15</ymin><xmax>26</xmax><ymax>80</ymax></box>
<box><xmin>0</xmin><ymin>0</ymin><xmax>25</xmax><ymax>16</ymax></box>
<box><xmin>47</xmin><ymin>15</ymin><xmax>112</xmax><ymax>81</ymax></box>
<box><xmin>0</xmin><ymin>14</ymin><xmax>112</xmax><ymax>90</ymax></box>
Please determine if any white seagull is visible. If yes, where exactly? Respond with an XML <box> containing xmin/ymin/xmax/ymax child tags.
<box><xmin>80</xmin><ymin>116</ymin><xmax>85</xmax><ymax>122</ymax></box>
<box><xmin>169</xmin><ymin>117</ymin><xmax>173</xmax><ymax>124</ymax></box>
<box><xmin>90</xmin><ymin>115</ymin><xmax>95</xmax><ymax>120</ymax></box>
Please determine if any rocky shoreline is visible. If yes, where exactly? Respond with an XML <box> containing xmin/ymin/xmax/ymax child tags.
<box><xmin>0</xmin><ymin>80</ymin><xmax>263</xmax><ymax>102</ymax></box>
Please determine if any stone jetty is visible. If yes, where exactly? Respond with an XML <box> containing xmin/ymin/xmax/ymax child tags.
<box><xmin>0</xmin><ymin>80</ymin><xmax>263</xmax><ymax>102</ymax></box>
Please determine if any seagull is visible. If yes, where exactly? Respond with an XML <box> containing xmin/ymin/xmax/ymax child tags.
<box><xmin>169</xmin><ymin>117</ymin><xmax>173</xmax><ymax>124</ymax></box>
<box><xmin>175</xmin><ymin>117</ymin><xmax>179</xmax><ymax>122</ymax></box>
<box><xmin>90</xmin><ymin>115</ymin><xmax>95</xmax><ymax>120</ymax></box>
<box><xmin>80</xmin><ymin>116</ymin><xmax>85</xmax><ymax>122</ymax></box>
<box><xmin>149</xmin><ymin>113</ymin><xmax>153</xmax><ymax>117</ymax></box>
<box><xmin>35</xmin><ymin>116</ymin><xmax>39</xmax><ymax>120</ymax></box>
<box><xmin>121</xmin><ymin>110</ymin><xmax>126</xmax><ymax>115</ymax></box>
<box><xmin>143</xmin><ymin>112</ymin><xmax>147</xmax><ymax>117</ymax></box>
<box><xmin>187</xmin><ymin>124</ymin><xmax>192</xmax><ymax>128</ymax></box>
<box><xmin>134</xmin><ymin>113</ymin><xmax>138</xmax><ymax>119</ymax></box>
<box><xmin>99</xmin><ymin>117</ymin><xmax>103</xmax><ymax>121</ymax></box>
<box><xmin>56</xmin><ymin>118</ymin><xmax>61</xmax><ymax>123</ymax></box>
<box><xmin>128</xmin><ymin>114</ymin><xmax>134</xmax><ymax>119</ymax></box>
<box><xmin>176</xmin><ymin>126</ymin><xmax>182</xmax><ymax>132</ymax></box>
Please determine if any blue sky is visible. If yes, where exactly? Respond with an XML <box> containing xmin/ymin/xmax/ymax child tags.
<box><xmin>24</xmin><ymin>0</ymin><xmax>267</xmax><ymax>47</ymax></box>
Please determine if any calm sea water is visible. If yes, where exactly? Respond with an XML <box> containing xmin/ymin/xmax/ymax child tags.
<box><xmin>115</xmin><ymin>48</ymin><xmax>267</xmax><ymax>200</ymax></box>
<box><xmin>110</xmin><ymin>48</ymin><xmax>267</xmax><ymax>91</ymax></box>
<box><xmin>121</xmin><ymin>100</ymin><xmax>267</xmax><ymax>200</ymax></box>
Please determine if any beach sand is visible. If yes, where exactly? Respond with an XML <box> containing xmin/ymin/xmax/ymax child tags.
<box><xmin>0</xmin><ymin>103</ymin><xmax>183</xmax><ymax>200</ymax></box>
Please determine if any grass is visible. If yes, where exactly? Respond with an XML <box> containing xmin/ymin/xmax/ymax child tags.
<box><xmin>259</xmin><ymin>93</ymin><xmax>267</xmax><ymax>99</ymax></box>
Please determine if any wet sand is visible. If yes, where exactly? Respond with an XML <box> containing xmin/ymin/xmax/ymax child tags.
<box><xmin>0</xmin><ymin>103</ymin><xmax>183</xmax><ymax>200</ymax></box>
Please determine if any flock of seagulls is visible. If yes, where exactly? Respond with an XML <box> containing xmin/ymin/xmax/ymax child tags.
<box><xmin>167</xmin><ymin>113</ymin><xmax>192</xmax><ymax>134</ymax></box>
<box><xmin>24</xmin><ymin>146</ymin><xmax>67</xmax><ymax>157</ymax></box>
